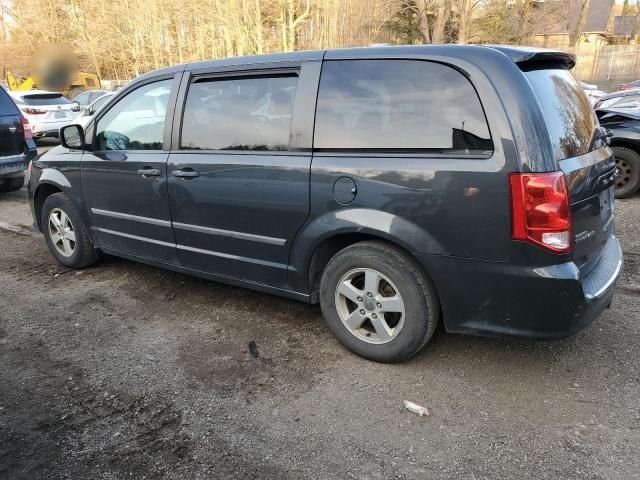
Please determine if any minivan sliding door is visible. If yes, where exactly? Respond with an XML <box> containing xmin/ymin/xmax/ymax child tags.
<box><xmin>167</xmin><ymin>63</ymin><xmax>319</xmax><ymax>288</ymax></box>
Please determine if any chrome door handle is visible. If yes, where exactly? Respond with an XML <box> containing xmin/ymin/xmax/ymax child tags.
<box><xmin>137</xmin><ymin>168</ymin><xmax>162</xmax><ymax>177</ymax></box>
<box><xmin>172</xmin><ymin>169</ymin><xmax>200</xmax><ymax>178</ymax></box>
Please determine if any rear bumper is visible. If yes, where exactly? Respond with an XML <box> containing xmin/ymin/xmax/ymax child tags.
<box><xmin>417</xmin><ymin>235</ymin><xmax>622</xmax><ymax>340</ymax></box>
<box><xmin>30</xmin><ymin>118</ymin><xmax>78</xmax><ymax>137</ymax></box>
<box><xmin>0</xmin><ymin>154</ymin><xmax>29</xmax><ymax>177</ymax></box>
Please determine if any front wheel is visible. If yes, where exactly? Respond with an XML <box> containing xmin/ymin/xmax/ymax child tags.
<box><xmin>41</xmin><ymin>193</ymin><xmax>102</xmax><ymax>268</ymax></box>
<box><xmin>319</xmin><ymin>241</ymin><xmax>439</xmax><ymax>363</ymax></box>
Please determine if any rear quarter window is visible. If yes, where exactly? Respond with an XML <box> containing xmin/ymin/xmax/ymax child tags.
<box><xmin>525</xmin><ymin>69</ymin><xmax>596</xmax><ymax>160</ymax></box>
<box><xmin>0</xmin><ymin>88</ymin><xmax>18</xmax><ymax>115</ymax></box>
<box><xmin>314</xmin><ymin>60</ymin><xmax>493</xmax><ymax>154</ymax></box>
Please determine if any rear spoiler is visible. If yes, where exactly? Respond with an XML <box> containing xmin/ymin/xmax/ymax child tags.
<box><xmin>484</xmin><ymin>45</ymin><xmax>576</xmax><ymax>71</ymax></box>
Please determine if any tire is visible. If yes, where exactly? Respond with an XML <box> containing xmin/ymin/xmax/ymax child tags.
<box><xmin>0</xmin><ymin>175</ymin><xmax>24</xmax><ymax>193</ymax></box>
<box><xmin>612</xmin><ymin>146</ymin><xmax>640</xmax><ymax>199</ymax></box>
<box><xmin>319</xmin><ymin>241</ymin><xmax>439</xmax><ymax>363</ymax></box>
<box><xmin>41</xmin><ymin>193</ymin><xmax>102</xmax><ymax>268</ymax></box>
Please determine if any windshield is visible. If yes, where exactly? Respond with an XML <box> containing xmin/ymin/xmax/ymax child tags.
<box><xmin>525</xmin><ymin>69</ymin><xmax>596</xmax><ymax>160</ymax></box>
<box><xmin>19</xmin><ymin>94</ymin><xmax>71</xmax><ymax>106</ymax></box>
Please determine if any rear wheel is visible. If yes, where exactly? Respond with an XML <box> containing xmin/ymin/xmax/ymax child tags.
<box><xmin>41</xmin><ymin>193</ymin><xmax>101</xmax><ymax>268</ymax></box>
<box><xmin>0</xmin><ymin>175</ymin><xmax>24</xmax><ymax>193</ymax></box>
<box><xmin>612</xmin><ymin>146</ymin><xmax>640</xmax><ymax>199</ymax></box>
<box><xmin>319</xmin><ymin>241</ymin><xmax>439</xmax><ymax>363</ymax></box>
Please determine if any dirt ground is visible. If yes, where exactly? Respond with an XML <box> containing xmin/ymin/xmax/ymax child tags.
<box><xmin>1</xmin><ymin>153</ymin><xmax>639</xmax><ymax>479</ymax></box>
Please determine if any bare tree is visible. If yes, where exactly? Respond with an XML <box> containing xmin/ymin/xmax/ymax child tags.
<box><xmin>432</xmin><ymin>0</ymin><xmax>450</xmax><ymax>44</ymax></box>
<box><xmin>570</xmin><ymin>0</ymin><xmax>591</xmax><ymax>47</ymax></box>
<box><xmin>456</xmin><ymin>0</ymin><xmax>481</xmax><ymax>44</ymax></box>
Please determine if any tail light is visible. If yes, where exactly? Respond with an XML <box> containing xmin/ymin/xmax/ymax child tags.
<box><xmin>509</xmin><ymin>172</ymin><xmax>572</xmax><ymax>253</ymax></box>
<box><xmin>21</xmin><ymin>107</ymin><xmax>47</xmax><ymax>115</ymax></box>
<box><xmin>20</xmin><ymin>117</ymin><xmax>33</xmax><ymax>140</ymax></box>
<box><xmin>71</xmin><ymin>104</ymin><xmax>80</xmax><ymax>112</ymax></box>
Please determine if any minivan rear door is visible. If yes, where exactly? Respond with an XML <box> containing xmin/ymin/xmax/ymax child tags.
<box><xmin>525</xmin><ymin>69</ymin><xmax>616</xmax><ymax>274</ymax></box>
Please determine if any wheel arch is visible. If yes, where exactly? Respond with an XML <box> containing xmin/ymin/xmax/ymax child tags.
<box><xmin>33</xmin><ymin>182</ymin><xmax>63</xmax><ymax>231</ymax></box>
<box><xmin>288</xmin><ymin>208</ymin><xmax>443</xmax><ymax>302</ymax></box>
<box><xmin>609</xmin><ymin>138</ymin><xmax>640</xmax><ymax>153</ymax></box>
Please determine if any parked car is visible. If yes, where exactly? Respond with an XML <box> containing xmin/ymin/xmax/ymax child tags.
<box><xmin>0</xmin><ymin>87</ymin><xmax>37</xmax><ymax>192</ymax></box>
<box><xmin>580</xmin><ymin>81</ymin><xmax>607</xmax><ymax>105</ymax></box>
<box><xmin>29</xmin><ymin>45</ymin><xmax>621</xmax><ymax>362</ymax></box>
<box><xmin>9</xmin><ymin>90</ymin><xmax>80</xmax><ymax>138</ymax></box>
<box><xmin>619</xmin><ymin>80</ymin><xmax>640</xmax><ymax>91</ymax></box>
<box><xmin>72</xmin><ymin>89</ymin><xmax>111</xmax><ymax>107</ymax></box>
<box><xmin>596</xmin><ymin>109</ymin><xmax>640</xmax><ymax>199</ymax></box>
<box><xmin>76</xmin><ymin>92</ymin><xmax>114</xmax><ymax>129</ymax></box>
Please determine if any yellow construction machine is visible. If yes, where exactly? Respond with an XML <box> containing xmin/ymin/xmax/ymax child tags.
<box><xmin>6</xmin><ymin>70</ymin><xmax>102</xmax><ymax>98</ymax></box>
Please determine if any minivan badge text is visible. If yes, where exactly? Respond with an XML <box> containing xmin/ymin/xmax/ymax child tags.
<box><xmin>575</xmin><ymin>230</ymin><xmax>595</xmax><ymax>243</ymax></box>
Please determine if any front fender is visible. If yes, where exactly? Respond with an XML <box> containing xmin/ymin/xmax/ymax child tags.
<box><xmin>288</xmin><ymin>208</ymin><xmax>444</xmax><ymax>293</ymax></box>
<box><xmin>29</xmin><ymin>157</ymin><xmax>89</xmax><ymax>234</ymax></box>
<box><xmin>37</xmin><ymin>167</ymin><xmax>72</xmax><ymax>189</ymax></box>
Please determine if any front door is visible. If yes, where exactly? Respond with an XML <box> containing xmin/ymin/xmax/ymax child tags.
<box><xmin>167</xmin><ymin>67</ymin><xmax>316</xmax><ymax>288</ymax></box>
<box><xmin>82</xmin><ymin>77</ymin><xmax>179</xmax><ymax>263</ymax></box>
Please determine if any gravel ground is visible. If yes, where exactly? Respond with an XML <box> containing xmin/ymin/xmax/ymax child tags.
<box><xmin>1</xmin><ymin>175</ymin><xmax>639</xmax><ymax>479</ymax></box>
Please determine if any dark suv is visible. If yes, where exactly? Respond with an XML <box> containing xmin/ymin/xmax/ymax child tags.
<box><xmin>28</xmin><ymin>45</ymin><xmax>622</xmax><ymax>362</ymax></box>
<box><xmin>0</xmin><ymin>87</ymin><xmax>37</xmax><ymax>192</ymax></box>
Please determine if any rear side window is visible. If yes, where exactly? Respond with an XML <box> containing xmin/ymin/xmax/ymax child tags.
<box><xmin>181</xmin><ymin>75</ymin><xmax>298</xmax><ymax>151</ymax></box>
<box><xmin>20</xmin><ymin>94</ymin><xmax>71</xmax><ymax>106</ymax></box>
<box><xmin>0</xmin><ymin>88</ymin><xmax>18</xmax><ymax>115</ymax></box>
<box><xmin>525</xmin><ymin>69</ymin><xmax>595</xmax><ymax>159</ymax></box>
<box><xmin>314</xmin><ymin>60</ymin><xmax>492</xmax><ymax>153</ymax></box>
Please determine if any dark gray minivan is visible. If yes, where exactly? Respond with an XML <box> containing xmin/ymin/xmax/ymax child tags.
<box><xmin>28</xmin><ymin>45</ymin><xmax>622</xmax><ymax>362</ymax></box>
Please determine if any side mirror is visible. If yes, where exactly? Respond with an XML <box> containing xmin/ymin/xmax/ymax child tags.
<box><xmin>81</xmin><ymin>107</ymin><xmax>91</xmax><ymax>116</ymax></box>
<box><xmin>60</xmin><ymin>124</ymin><xmax>85</xmax><ymax>150</ymax></box>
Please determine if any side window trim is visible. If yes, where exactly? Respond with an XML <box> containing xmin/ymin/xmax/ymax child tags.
<box><xmin>91</xmin><ymin>74</ymin><xmax>180</xmax><ymax>153</ymax></box>
<box><xmin>173</xmin><ymin>66</ymin><xmax>305</xmax><ymax>153</ymax></box>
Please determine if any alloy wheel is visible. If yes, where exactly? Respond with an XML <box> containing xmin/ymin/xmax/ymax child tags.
<box><xmin>48</xmin><ymin>208</ymin><xmax>76</xmax><ymax>257</ymax></box>
<box><xmin>334</xmin><ymin>268</ymin><xmax>406</xmax><ymax>344</ymax></box>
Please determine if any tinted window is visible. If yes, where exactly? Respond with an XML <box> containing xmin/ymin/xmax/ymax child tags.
<box><xmin>96</xmin><ymin>80</ymin><xmax>171</xmax><ymax>151</ymax></box>
<box><xmin>0</xmin><ymin>88</ymin><xmax>18</xmax><ymax>115</ymax></box>
<box><xmin>181</xmin><ymin>75</ymin><xmax>297</xmax><ymax>151</ymax></box>
<box><xmin>526</xmin><ymin>69</ymin><xmax>596</xmax><ymax>159</ymax></box>
<box><xmin>19</xmin><ymin>94</ymin><xmax>71</xmax><ymax>106</ymax></box>
<box><xmin>314</xmin><ymin>60</ymin><xmax>492</xmax><ymax>153</ymax></box>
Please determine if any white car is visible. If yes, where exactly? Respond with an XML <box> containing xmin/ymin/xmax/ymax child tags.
<box><xmin>8</xmin><ymin>90</ymin><xmax>81</xmax><ymax>138</ymax></box>
<box><xmin>76</xmin><ymin>92</ymin><xmax>114</xmax><ymax>129</ymax></box>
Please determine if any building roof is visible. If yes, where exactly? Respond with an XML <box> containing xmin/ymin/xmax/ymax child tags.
<box><xmin>614</xmin><ymin>15</ymin><xmax>636</xmax><ymax>36</ymax></box>
<box><xmin>540</xmin><ymin>0</ymin><xmax>614</xmax><ymax>35</ymax></box>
